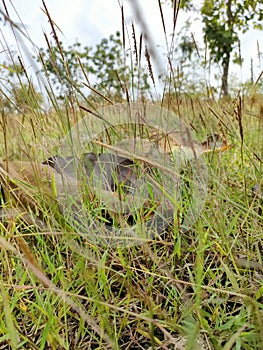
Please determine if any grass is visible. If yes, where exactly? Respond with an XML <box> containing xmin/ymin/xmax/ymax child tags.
<box><xmin>0</xmin><ymin>1</ymin><xmax>263</xmax><ymax>349</ymax></box>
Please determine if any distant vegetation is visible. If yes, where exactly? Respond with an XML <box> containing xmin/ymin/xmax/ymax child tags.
<box><xmin>170</xmin><ymin>0</ymin><xmax>263</xmax><ymax>97</ymax></box>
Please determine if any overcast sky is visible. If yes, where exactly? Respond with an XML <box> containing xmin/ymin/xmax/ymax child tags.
<box><xmin>1</xmin><ymin>0</ymin><xmax>263</xmax><ymax>95</ymax></box>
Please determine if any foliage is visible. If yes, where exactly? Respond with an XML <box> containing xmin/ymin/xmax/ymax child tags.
<box><xmin>201</xmin><ymin>0</ymin><xmax>263</xmax><ymax>96</ymax></box>
<box><xmin>38</xmin><ymin>41</ymin><xmax>92</xmax><ymax>98</ymax></box>
<box><xmin>169</xmin><ymin>0</ymin><xmax>263</xmax><ymax>97</ymax></box>
<box><xmin>0</xmin><ymin>61</ymin><xmax>43</xmax><ymax>113</ymax></box>
<box><xmin>37</xmin><ymin>31</ymin><xmax>150</xmax><ymax>101</ymax></box>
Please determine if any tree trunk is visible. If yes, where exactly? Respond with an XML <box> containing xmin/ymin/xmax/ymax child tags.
<box><xmin>220</xmin><ymin>0</ymin><xmax>233</xmax><ymax>97</ymax></box>
<box><xmin>221</xmin><ymin>52</ymin><xmax>230</xmax><ymax>97</ymax></box>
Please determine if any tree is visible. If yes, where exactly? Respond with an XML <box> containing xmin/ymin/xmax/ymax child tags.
<box><xmin>38</xmin><ymin>41</ymin><xmax>93</xmax><ymax>99</ymax></box>
<box><xmin>37</xmin><ymin>31</ymin><xmax>150</xmax><ymax>101</ymax></box>
<box><xmin>169</xmin><ymin>0</ymin><xmax>263</xmax><ymax>97</ymax></box>
<box><xmin>201</xmin><ymin>0</ymin><xmax>263</xmax><ymax>97</ymax></box>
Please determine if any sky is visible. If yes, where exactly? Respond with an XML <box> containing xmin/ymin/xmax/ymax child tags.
<box><xmin>1</xmin><ymin>0</ymin><xmax>263</xmax><ymax>95</ymax></box>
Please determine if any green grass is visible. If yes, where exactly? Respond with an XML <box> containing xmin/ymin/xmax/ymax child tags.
<box><xmin>0</xmin><ymin>2</ymin><xmax>263</xmax><ymax>350</ymax></box>
<box><xmin>1</xmin><ymin>97</ymin><xmax>262</xmax><ymax>350</ymax></box>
